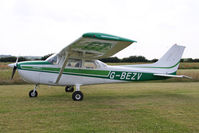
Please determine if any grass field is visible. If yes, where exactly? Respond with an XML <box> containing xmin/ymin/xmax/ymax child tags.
<box><xmin>0</xmin><ymin>62</ymin><xmax>199</xmax><ymax>132</ymax></box>
<box><xmin>0</xmin><ymin>83</ymin><xmax>199</xmax><ymax>133</ymax></box>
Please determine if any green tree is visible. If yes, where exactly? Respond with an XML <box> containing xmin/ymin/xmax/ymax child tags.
<box><xmin>41</xmin><ymin>53</ymin><xmax>54</xmax><ymax>60</ymax></box>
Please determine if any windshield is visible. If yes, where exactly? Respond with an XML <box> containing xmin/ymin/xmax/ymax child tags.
<box><xmin>46</xmin><ymin>54</ymin><xmax>60</xmax><ymax>64</ymax></box>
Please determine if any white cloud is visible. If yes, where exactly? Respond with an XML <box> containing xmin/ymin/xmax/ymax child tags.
<box><xmin>0</xmin><ymin>0</ymin><xmax>198</xmax><ymax>59</ymax></box>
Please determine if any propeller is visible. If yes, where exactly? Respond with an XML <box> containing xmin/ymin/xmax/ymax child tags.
<box><xmin>11</xmin><ymin>57</ymin><xmax>19</xmax><ymax>80</ymax></box>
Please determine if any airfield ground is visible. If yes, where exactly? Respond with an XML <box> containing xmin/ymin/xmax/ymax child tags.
<box><xmin>0</xmin><ymin>83</ymin><xmax>199</xmax><ymax>133</ymax></box>
<box><xmin>0</xmin><ymin>62</ymin><xmax>199</xmax><ymax>133</ymax></box>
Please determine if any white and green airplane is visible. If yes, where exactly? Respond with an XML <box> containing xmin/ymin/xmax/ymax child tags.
<box><xmin>9</xmin><ymin>33</ymin><xmax>190</xmax><ymax>101</ymax></box>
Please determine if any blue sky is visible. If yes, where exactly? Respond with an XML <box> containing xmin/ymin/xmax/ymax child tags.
<box><xmin>0</xmin><ymin>0</ymin><xmax>198</xmax><ymax>59</ymax></box>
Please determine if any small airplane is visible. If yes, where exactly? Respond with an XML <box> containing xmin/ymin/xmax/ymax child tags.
<box><xmin>8</xmin><ymin>33</ymin><xmax>191</xmax><ymax>101</ymax></box>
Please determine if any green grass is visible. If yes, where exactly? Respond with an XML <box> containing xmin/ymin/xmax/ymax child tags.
<box><xmin>1</xmin><ymin>63</ymin><xmax>199</xmax><ymax>132</ymax></box>
<box><xmin>167</xmin><ymin>69</ymin><xmax>199</xmax><ymax>82</ymax></box>
<box><xmin>0</xmin><ymin>83</ymin><xmax>199</xmax><ymax>133</ymax></box>
<box><xmin>0</xmin><ymin>62</ymin><xmax>26</xmax><ymax>84</ymax></box>
<box><xmin>0</xmin><ymin>70</ymin><xmax>26</xmax><ymax>85</ymax></box>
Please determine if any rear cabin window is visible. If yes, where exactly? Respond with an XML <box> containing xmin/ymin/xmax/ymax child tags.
<box><xmin>84</xmin><ymin>60</ymin><xmax>97</xmax><ymax>69</ymax></box>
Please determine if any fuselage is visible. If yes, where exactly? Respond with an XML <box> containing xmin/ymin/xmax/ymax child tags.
<box><xmin>15</xmin><ymin>60</ymin><xmax>169</xmax><ymax>86</ymax></box>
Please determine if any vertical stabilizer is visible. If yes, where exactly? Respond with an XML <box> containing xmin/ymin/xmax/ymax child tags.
<box><xmin>152</xmin><ymin>44</ymin><xmax>190</xmax><ymax>78</ymax></box>
<box><xmin>154</xmin><ymin>44</ymin><xmax>185</xmax><ymax>67</ymax></box>
<box><xmin>152</xmin><ymin>44</ymin><xmax>185</xmax><ymax>73</ymax></box>
<box><xmin>122</xmin><ymin>44</ymin><xmax>185</xmax><ymax>74</ymax></box>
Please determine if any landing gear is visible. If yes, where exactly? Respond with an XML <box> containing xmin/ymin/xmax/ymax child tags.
<box><xmin>65</xmin><ymin>86</ymin><xmax>74</xmax><ymax>92</ymax></box>
<box><xmin>28</xmin><ymin>84</ymin><xmax>84</xmax><ymax>101</ymax></box>
<box><xmin>29</xmin><ymin>84</ymin><xmax>38</xmax><ymax>98</ymax></box>
<box><xmin>72</xmin><ymin>91</ymin><xmax>83</xmax><ymax>101</ymax></box>
<box><xmin>72</xmin><ymin>84</ymin><xmax>83</xmax><ymax>101</ymax></box>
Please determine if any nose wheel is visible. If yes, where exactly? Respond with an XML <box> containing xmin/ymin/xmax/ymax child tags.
<box><xmin>29</xmin><ymin>84</ymin><xmax>39</xmax><ymax>98</ymax></box>
<box><xmin>72</xmin><ymin>84</ymin><xmax>83</xmax><ymax>101</ymax></box>
<box><xmin>29</xmin><ymin>90</ymin><xmax>38</xmax><ymax>97</ymax></box>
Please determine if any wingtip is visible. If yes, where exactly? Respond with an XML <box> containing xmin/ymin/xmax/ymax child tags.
<box><xmin>174</xmin><ymin>44</ymin><xmax>186</xmax><ymax>49</ymax></box>
<box><xmin>183</xmin><ymin>75</ymin><xmax>192</xmax><ymax>79</ymax></box>
<box><xmin>82</xmin><ymin>32</ymin><xmax>137</xmax><ymax>42</ymax></box>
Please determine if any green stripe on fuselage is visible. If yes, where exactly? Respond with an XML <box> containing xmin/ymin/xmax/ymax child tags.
<box><xmin>19</xmin><ymin>65</ymin><xmax>169</xmax><ymax>81</ymax></box>
<box><xmin>20</xmin><ymin>65</ymin><xmax>110</xmax><ymax>77</ymax></box>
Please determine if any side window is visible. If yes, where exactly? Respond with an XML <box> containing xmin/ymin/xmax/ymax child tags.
<box><xmin>66</xmin><ymin>59</ymin><xmax>82</xmax><ymax>68</ymax></box>
<box><xmin>84</xmin><ymin>60</ymin><xmax>97</xmax><ymax>69</ymax></box>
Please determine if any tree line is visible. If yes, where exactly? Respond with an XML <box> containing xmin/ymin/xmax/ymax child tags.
<box><xmin>100</xmin><ymin>56</ymin><xmax>199</xmax><ymax>63</ymax></box>
<box><xmin>0</xmin><ymin>55</ymin><xmax>198</xmax><ymax>63</ymax></box>
<box><xmin>0</xmin><ymin>54</ymin><xmax>53</xmax><ymax>62</ymax></box>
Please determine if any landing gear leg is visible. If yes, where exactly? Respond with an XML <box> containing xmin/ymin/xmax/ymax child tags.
<box><xmin>72</xmin><ymin>84</ymin><xmax>83</xmax><ymax>101</ymax></box>
<box><xmin>29</xmin><ymin>84</ymin><xmax>38</xmax><ymax>98</ymax></box>
<box><xmin>65</xmin><ymin>85</ymin><xmax>74</xmax><ymax>92</ymax></box>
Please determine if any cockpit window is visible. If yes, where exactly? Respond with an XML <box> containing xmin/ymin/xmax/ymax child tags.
<box><xmin>66</xmin><ymin>59</ymin><xmax>82</xmax><ymax>68</ymax></box>
<box><xmin>46</xmin><ymin>54</ymin><xmax>60</xmax><ymax>64</ymax></box>
<box><xmin>65</xmin><ymin>59</ymin><xmax>98</xmax><ymax>69</ymax></box>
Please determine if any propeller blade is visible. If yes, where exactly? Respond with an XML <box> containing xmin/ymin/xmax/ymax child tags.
<box><xmin>11</xmin><ymin>66</ymin><xmax>17</xmax><ymax>80</ymax></box>
<box><xmin>10</xmin><ymin>56</ymin><xmax>19</xmax><ymax>80</ymax></box>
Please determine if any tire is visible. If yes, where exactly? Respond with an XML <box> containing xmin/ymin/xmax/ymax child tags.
<box><xmin>72</xmin><ymin>91</ymin><xmax>83</xmax><ymax>101</ymax></box>
<box><xmin>29</xmin><ymin>90</ymin><xmax>38</xmax><ymax>98</ymax></box>
<box><xmin>65</xmin><ymin>86</ymin><xmax>74</xmax><ymax>92</ymax></box>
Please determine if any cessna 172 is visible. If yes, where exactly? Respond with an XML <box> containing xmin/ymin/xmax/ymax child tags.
<box><xmin>8</xmin><ymin>33</ymin><xmax>190</xmax><ymax>101</ymax></box>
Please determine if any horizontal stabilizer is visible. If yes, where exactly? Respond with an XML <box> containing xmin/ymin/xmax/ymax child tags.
<box><xmin>154</xmin><ymin>74</ymin><xmax>192</xmax><ymax>79</ymax></box>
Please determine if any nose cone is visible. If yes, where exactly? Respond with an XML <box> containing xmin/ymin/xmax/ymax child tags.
<box><xmin>8</xmin><ymin>63</ymin><xmax>15</xmax><ymax>68</ymax></box>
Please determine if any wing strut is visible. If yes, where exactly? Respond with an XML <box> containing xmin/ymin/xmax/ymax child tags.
<box><xmin>55</xmin><ymin>54</ymin><xmax>69</xmax><ymax>84</ymax></box>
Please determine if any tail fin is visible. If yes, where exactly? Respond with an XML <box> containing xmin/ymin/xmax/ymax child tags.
<box><xmin>153</xmin><ymin>44</ymin><xmax>185</xmax><ymax>72</ymax></box>
<box><xmin>123</xmin><ymin>44</ymin><xmax>185</xmax><ymax>74</ymax></box>
<box><xmin>152</xmin><ymin>45</ymin><xmax>190</xmax><ymax>78</ymax></box>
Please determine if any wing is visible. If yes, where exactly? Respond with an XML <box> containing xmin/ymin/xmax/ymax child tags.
<box><xmin>58</xmin><ymin>33</ymin><xmax>136</xmax><ymax>59</ymax></box>
<box><xmin>55</xmin><ymin>32</ymin><xmax>136</xmax><ymax>84</ymax></box>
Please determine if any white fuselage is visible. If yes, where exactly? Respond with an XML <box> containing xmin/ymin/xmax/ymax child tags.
<box><xmin>16</xmin><ymin>60</ymin><xmax>174</xmax><ymax>86</ymax></box>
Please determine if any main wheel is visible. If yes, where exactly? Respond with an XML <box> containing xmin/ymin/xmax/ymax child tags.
<box><xmin>65</xmin><ymin>86</ymin><xmax>74</xmax><ymax>92</ymax></box>
<box><xmin>72</xmin><ymin>91</ymin><xmax>83</xmax><ymax>101</ymax></box>
<box><xmin>29</xmin><ymin>90</ymin><xmax>38</xmax><ymax>98</ymax></box>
